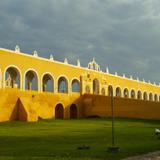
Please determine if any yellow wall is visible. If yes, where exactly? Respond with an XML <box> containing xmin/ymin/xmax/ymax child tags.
<box><xmin>0</xmin><ymin>47</ymin><xmax>160</xmax><ymax>122</ymax></box>
<box><xmin>0</xmin><ymin>88</ymin><xmax>82</xmax><ymax>122</ymax></box>
<box><xmin>83</xmin><ymin>95</ymin><xmax>160</xmax><ymax>120</ymax></box>
<box><xmin>0</xmin><ymin>89</ymin><xmax>160</xmax><ymax>122</ymax></box>
<box><xmin>0</xmin><ymin>47</ymin><xmax>160</xmax><ymax>98</ymax></box>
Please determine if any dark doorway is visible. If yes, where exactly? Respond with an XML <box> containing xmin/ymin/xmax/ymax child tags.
<box><xmin>70</xmin><ymin>104</ymin><xmax>78</xmax><ymax>119</ymax></box>
<box><xmin>55</xmin><ymin>104</ymin><xmax>64</xmax><ymax>119</ymax></box>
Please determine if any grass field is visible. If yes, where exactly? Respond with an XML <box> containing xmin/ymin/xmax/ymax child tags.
<box><xmin>0</xmin><ymin>118</ymin><xmax>159</xmax><ymax>160</ymax></box>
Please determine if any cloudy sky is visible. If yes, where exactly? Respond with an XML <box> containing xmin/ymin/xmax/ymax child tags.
<box><xmin>1</xmin><ymin>0</ymin><xmax>160</xmax><ymax>83</ymax></box>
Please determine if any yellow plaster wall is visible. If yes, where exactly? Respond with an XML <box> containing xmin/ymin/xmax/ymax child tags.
<box><xmin>83</xmin><ymin>94</ymin><xmax>160</xmax><ymax>120</ymax></box>
<box><xmin>0</xmin><ymin>89</ymin><xmax>19</xmax><ymax>121</ymax></box>
<box><xmin>0</xmin><ymin>89</ymin><xmax>82</xmax><ymax>122</ymax></box>
<box><xmin>0</xmin><ymin>48</ymin><xmax>160</xmax><ymax>97</ymax></box>
<box><xmin>0</xmin><ymin>48</ymin><xmax>160</xmax><ymax>122</ymax></box>
<box><xmin>0</xmin><ymin>89</ymin><xmax>160</xmax><ymax>122</ymax></box>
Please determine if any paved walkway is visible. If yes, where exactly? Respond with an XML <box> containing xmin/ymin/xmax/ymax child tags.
<box><xmin>123</xmin><ymin>151</ymin><xmax>160</xmax><ymax>160</ymax></box>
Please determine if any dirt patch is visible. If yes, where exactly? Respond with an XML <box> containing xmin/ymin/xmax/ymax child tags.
<box><xmin>123</xmin><ymin>151</ymin><xmax>160</xmax><ymax>160</ymax></box>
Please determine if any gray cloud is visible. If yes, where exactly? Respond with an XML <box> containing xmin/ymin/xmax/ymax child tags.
<box><xmin>1</xmin><ymin>0</ymin><xmax>160</xmax><ymax>83</ymax></box>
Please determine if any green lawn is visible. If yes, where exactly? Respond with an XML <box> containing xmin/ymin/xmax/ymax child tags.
<box><xmin>0</xmin><ymin>118</ymin><xmax>159</xmax><ymax>160</ymax></box>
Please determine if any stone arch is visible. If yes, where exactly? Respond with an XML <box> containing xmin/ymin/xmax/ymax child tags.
<box><xmin>71</xmin><ymin>78</ymin><xmax>80</xmax><ymax>92</ymax></box>
<box><xmin>115</xmin><ymin>87</ymin><xmax>121</xmax><ymax>97</ymax></box>
<box><xmin>93</xmin><ymin>78</ymin><xmax>99</xmax><ymax>94</ymax></box>
<box><xmin>42</xmin><ymin>73</ymin><xmax>54</xmax><ymax>92</ymax></box>
<box><xmin>131</xmin><ymin>89</ymin><xmax>136</xmax><ymax>99</ymax></box>
<box><xmin>154</xmin><ymin>94</ymin><xmax>158</xmax><ymax>102</ymax></box>
<box><xmin>101</xmin><ymin>88</ymin><xmax>105</xmax><ymax>95</ymax></box>
<box><xmin>108</xmin><ymin>85</ymin><xmax>113</xmax><ymax>96</ymax></box>
<box><xmin>70</xmin><ymin>104</ymin><xmax>78</xmax><ymax>119</ymax></box>
<box><xmin>24</xmin><ymin>69</ymin><xmax>39</xmax><ymax>91</ymax></box>
<box><xmin>85</xmin><ymin>85</ymin><xmax>90</xmax><ymax>94</ymax></box>
<box><xmin>55</xmin><ymin>103</ymin><xmax>64</xmax><ymax>119</ymax></box>
<box><xmin>124</xmin><ymin>88</ymin><xmax>129</xmax><ymax>98</ymax></box>
<box><xmin>143</xmin><ymin>92</ymin><xmax>148</xmax><ymax>101</ymax></box>
<box><xmin>149</xmin><ymin>93</ymin><xmax>153</xmax><ymax>101</ymax></box>
<box><xmin>4</xmin><ymin>65</ymin><xmax>22</xmax><ymax>89</ymax></box>
<box><xmin>137</xmin><ymin>91</ymin><xmax>142</xmax><ymax>100</ymax></box>
<box><xmin>58</xmin><ymin>76</ymin><xmax>68</xmax><ymax>93</ymax></box>
<box><xmin>158</xmin><ymin>96</ymin><xmax>159</xmax><ymax>102</ymax></box>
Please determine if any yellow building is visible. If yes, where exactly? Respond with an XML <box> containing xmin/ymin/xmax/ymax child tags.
<box><xmin>0</xmin><ymin>45</ymin><xmax>160</xmax><ymax>122</ymax></box>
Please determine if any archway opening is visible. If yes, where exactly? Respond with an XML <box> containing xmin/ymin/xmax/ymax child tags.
<box><xmin>85</xmin><ymin>85</ymin><xmax>90</xmax><ymax>94</ymax></box>
<box><xmin>93</xmin><ymin>79</ymin><xmax>99</xmax><ymax>95</ymax></box>
<box><xmin>124</xmin><ymin>88</ymin><xmax>129</xmax><ymax>98</ymax></box>
<box><xmin>70</xmin><ymin>104</ymin><xmax>78</xmax><ymax>119</ymax></box>
<box><xmin>137</xmin><ymin>91</ymin><xmax>142</xmax><ymax>100</ymax></box>
<box><xmin>72</xmin><ymin>79</ymin><xmax>80</xmax><ymax>92</ymax></box>
<box><xmin>108</xmin><ymin>85</ymin><xmax>113</xmax><ymax>96</ymax></box>
<box><xmin>101</xmin><ymin>88</ymin><xmax>105</xmax><ymax>95</ymax></box>
<box><xmin>149</xmin><ymin>93</ymin><xmax>153</xmax><ymax>101</ymax></box>
<box><xmin>154</xmin><ymin>94</ymin><xmax>158</xmax><ymax>102</ymax></box>
<box><xmin>25</xmin><ymin>70</ymin><xmax>38</xmax><ymax>91</ymax></box>
<box><xmin>58</xmin><ymin>76</ymin><xmax>68</xmax><ymax>93</ymax></box>
<box><xmin>131</xmin><ymin>90</ymin><xmax>135</xmax><ymax>99</ymax></box>
<box><xmin>42</xmin><ymin>74</ymin><xmax>54</xmax><ymax>92</ymax></box>
<box><xmin>143</xmin><ymin>92</ymin><xmax>148</xmax><ymax>101</ymax></box>
<box><xmin>55</xmin><ymin>104</ymin><xmax>64</xmax><ymax>119</ymax></box>
<box><xmin>116</xmin><ymin>87</ymin><xmax>121</xmax><ymax>97</ymax></box>
<box><xmin>5</xmin><ymin>67</ymin><xmax>20</xmax><ymax>89</ymax></box>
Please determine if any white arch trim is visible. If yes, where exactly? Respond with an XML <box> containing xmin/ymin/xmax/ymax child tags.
<box><xmin>70</xmin><ymin>77</ymin><xmax>80</xmax><ymax>93</ymax></box>
<box><xmin>123</xmin><ymin>87</ymin><xmax>129</xmax><ymax>98</ymax></box>
<box><xmin>101</xmin><ymin>87</ymin><xmax>106</xmax><ymax>95</ymax></box>
<box><xmin>41</xmin><ymin>72</ymin><xmax>55</xmax><ymax>92</ymax></box>
<box><xmin>101</xmin><ymin>84</ymin><xmax>108</xmax><ymax>96</ymax></box>
<box><xmin>24</xmin><ymin>68</ymin><xmax>40</xmax><ymax>91</ymax></box>
<box><xmin>93</xmin><ymin>78</ymin><xmax>100</xmax><ymax>94</ymax></box>
<box><xmin>123</xmin><ymin>87</ymin><xmax>129</xmax><ymax>91</ymax></box>
<box><xmin>57</xmin><ymin>75</ymin><xmax>69</xmax><ymax>93</ymax></box>
<box><xmin>137</xmin><ymin>90</ymin><xmax>142</xmax><ymax>99</ymax></box>
<box><xmin>107</xmin><ymin>84</ymin><xmax>114</xmax><ymax>96</ymax></box>
<box><xmin>148</xmin><ymin>93</ymin><xmax>154</xmax><ymax>101</ymax></box>
<box><xmin>130</xmin><ymin>88</ymin><xmax>136</xmax><ymax>99</ymax></box>
<box><xmin>143</xmin><ymin>91</ymin><xmax>148</xmax><ymax>101</ymax></box>
<box><xmin>154</xmin><ymin>93</ymin><xmax>158</xmax><ymax>102</ymax></box>
<box><xmin>3</xmin><ymin>65</ymin><xmax>23</xmax><ymax>90</ymax></box>
<box><xmin>70</xmin><ymin>77</ymin><xmax>80</xmax><ymax>84</ymax></box>
<box><xmin>115</xmin><ymin>86</ymin><xmax>122</xmax><ymax>97</ymax></box>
